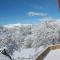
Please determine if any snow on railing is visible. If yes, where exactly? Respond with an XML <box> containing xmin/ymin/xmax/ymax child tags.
<box><xmin>34</xmin><ymin>39</ymin><xmax>60</xmax><ymax>60</ymax></box>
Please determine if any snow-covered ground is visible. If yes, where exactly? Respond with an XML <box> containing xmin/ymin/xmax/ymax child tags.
<box><xmin>44</xmin><ymin>49</ymin><xmax>60</xmax><ymax>60</ymax></box>
<box><xmin>0</xmin><ymin>53</ymin><xmax>11</xmax><ymax>60</ymax></box>
<box><xmin>12</xmin><ymin>48</ymin><xmax>35</xmax><ymax>60</ymax></box>
<box><xmin>12</xmin><ymin>45</ymin><xmax>46</xmax><ymax>60</ymax></box>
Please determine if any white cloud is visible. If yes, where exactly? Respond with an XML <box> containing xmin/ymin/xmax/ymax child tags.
<box><xmin>39</xmin><ymin>17</ymin><xmax>55</xmax><ymax>21</ymax></box>
<box><xmin>27</xmin><ymin>11</ymin><xmax>48</xmax><ymax>17</ymax></box>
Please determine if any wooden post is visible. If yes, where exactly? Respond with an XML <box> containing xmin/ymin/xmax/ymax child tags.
<box><xmin>58</xmin><ymin>0</ymin><xmax>60</xmax><ymax>10</ymax></box>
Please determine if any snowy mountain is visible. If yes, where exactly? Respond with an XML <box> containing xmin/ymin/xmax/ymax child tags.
<box><xmin>0</xmin><ymin>20</ymin><xmax>60</xmax><ymax>60</ymax></box>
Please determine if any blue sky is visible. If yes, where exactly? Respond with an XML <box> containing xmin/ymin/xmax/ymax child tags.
<box><xmin>0</xmin><ymin>0</ymin><xmax>60</xmax><ymax>25</ymax></box>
